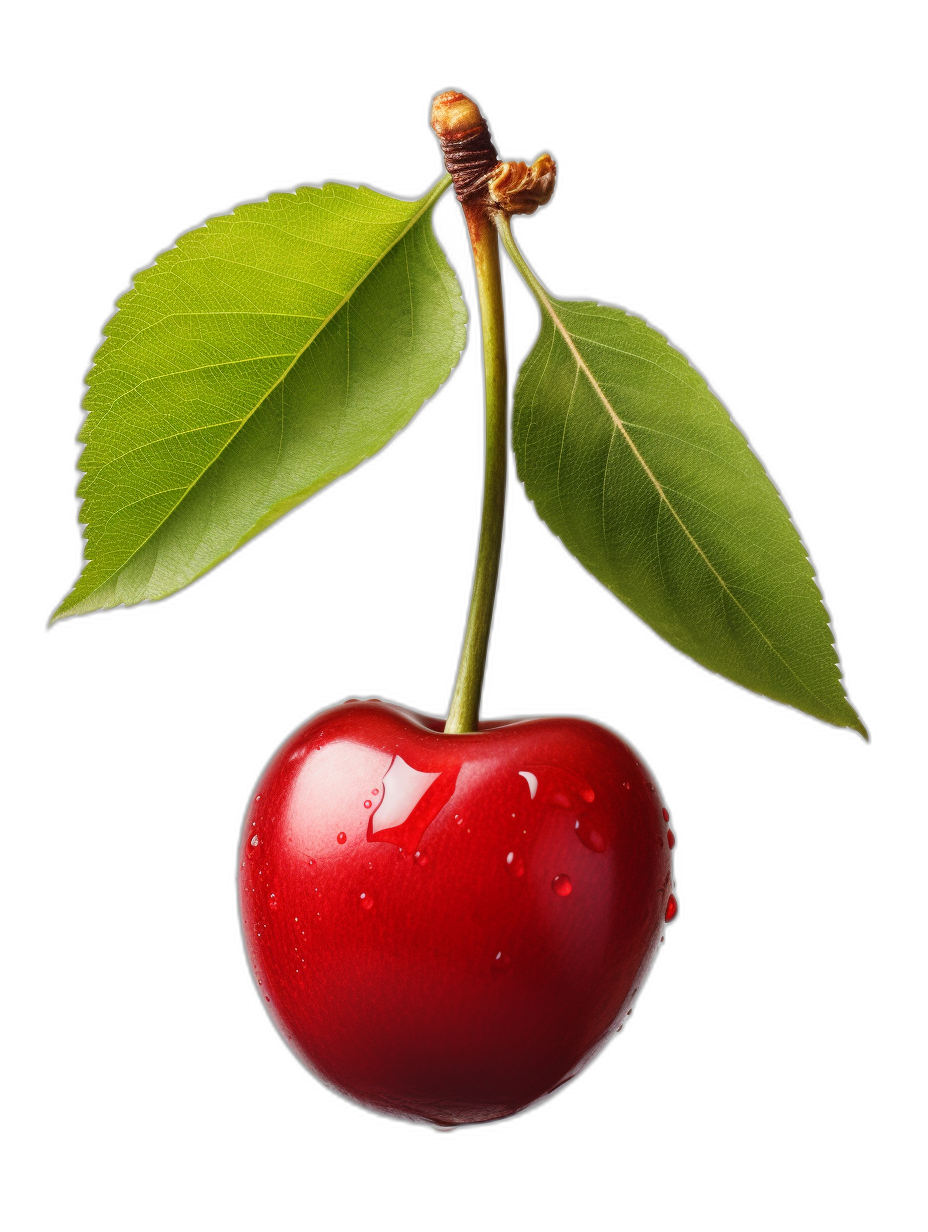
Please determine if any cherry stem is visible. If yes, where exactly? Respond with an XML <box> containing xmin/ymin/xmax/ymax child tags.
<box><xmin>493</xmin><ymin>211</ymin><xmax>547</xmax><ymax>308</ymax></box>
<box><xmin>445</xmin><ymin>208</ymin><xmax>508</xmax><ymax>734</ymax></box>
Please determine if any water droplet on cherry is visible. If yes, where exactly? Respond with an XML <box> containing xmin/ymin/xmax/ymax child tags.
<box><xmin>336</xmin><ymin>832</ymin><xmax>347</xmax><ymax>844</ymax></box>
<box><xmin>667</xmin><ymin>830</ymin><xmax>675</xmax><ymax>848</ymax></box>
<box><xmin>364</xmin><ymin>800</ymin><xmax>372</xmax><ymax>809</ymax></box>
<box><xmin>493</xmin><ymin>951</ymin><xmax>510</xmax><ymax>969</ymax></box>
<box><xmin>575</xmin><ymin>818</ymin><xmax>606</xmax><ymax>853</ymax></box>
<box><xmin>360</xmin><ymin>893</ymin><xmax>373</xmax><ymax>910</ymax></box>
<box><xmin>506</xmin><ymin>851</ymin><xmax>525</xmax><ymax>878</ymax></box>
<box><xmin>665</xmin><ymin>894</ymin><xmax>678</xmax><ymax>922</ymax></box>
<box><xmin>662</xmin><ymin>807</ymin><xmax>670</xmax><ymax>822</ymax></box>
<box><xmin>372</xmin><ymin>788</ymin><xmax>379</xmax><ymax>795</ymax></box>
<box><xmin>581</xmin><ymin>787</ymin><xmax>595</xmax><ymax>803</ymax></box>
<box><xmin>414</xmin><ymin>851</ymin><xmax>428</xmax><ymax>866</ymax></box>
<box><xmin>552</xmin><ymin>874</ymin><xmax>573</xmax><ymax>897</ymax></box>
<box><xmin>250</xmin><ymin>835</ymin><xmax>259</xmax><ymax>847</ymax></box>
<box><xmin>269</xmin><ymin>895</ymin><xmax>278</xmax><ymax>911</ymax></box>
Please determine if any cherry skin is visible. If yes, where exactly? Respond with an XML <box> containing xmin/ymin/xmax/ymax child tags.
<box><xmin>239</xmin><ymin>699</ymin><xmax>674</xmax><ymax>1126</ymax></box>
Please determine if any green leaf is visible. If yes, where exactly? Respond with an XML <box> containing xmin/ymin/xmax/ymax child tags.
<box><xmin>503</xmin><ymin>224</ymin><xmax>863</xmax><ymax>734</ymax></box>
<box><xmin>54</xmin><ymin>176</ymin><xmax>464</xmax><ymax>620</ymax></box>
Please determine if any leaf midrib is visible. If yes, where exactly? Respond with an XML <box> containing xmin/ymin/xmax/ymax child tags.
<box><xmin>69</xmin><ymin>176</ymin><xmax>450</xmax><ymax>611</ymax></box>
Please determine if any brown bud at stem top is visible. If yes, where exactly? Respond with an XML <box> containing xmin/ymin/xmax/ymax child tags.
<box><xmin>431</xmin><ymin>90</ymin><xmax>557</xmax><ymax>217</ymax></box>
<box><xmin>431</xmin><ymin>90</ymin><xmax>501</xmax><ymax>209</ymax></box>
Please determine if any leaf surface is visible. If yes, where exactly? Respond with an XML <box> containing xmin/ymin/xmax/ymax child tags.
<box><xmin>509</xmin><ymin>252</ymin><xmax>863</xmax><ymax>733</ymax></box>
<box><xmin>55</xmin><ymin>177</ymin><xmax>464</xmax><ymax>619</ymax></box>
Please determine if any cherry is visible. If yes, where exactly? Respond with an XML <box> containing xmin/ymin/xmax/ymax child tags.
<box><xmin>239</xmin><ymin>699</ymin><xmax>675</xmax><ymax>1125</ymax></box>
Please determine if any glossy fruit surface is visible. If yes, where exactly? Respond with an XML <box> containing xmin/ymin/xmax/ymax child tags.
<box><xmin>239</xmin><ymin>699</ymin><xmax>674</xmax><ymax>1125</ymax></box>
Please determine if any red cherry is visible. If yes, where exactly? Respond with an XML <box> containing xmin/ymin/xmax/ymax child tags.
<box><xmin>239</xmin><ymin>700</ymin><xmax>673</xmax><ymax>1126</ymax></box>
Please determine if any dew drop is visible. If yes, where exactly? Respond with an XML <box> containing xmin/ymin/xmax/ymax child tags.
<box><xmin>255</xmin><ymin>794</ymin><xmax>261</xmax><ymax>802</ymax></box>
<box><xmin>265</xmin><ymin>996</ymin><xmax>270</xmax><ymax>1002</ymax></box>
<box><xmin>506</xmin><ymin>852</ymin><xmax>525</xmax><ymax>878</ymax></box>
<box><xmin>493</xmin><ymin>951</ymin><xmax>511</xmax><ymax>970</ymax></box>
<box><xmin>552</xmin><ymin>874</ymin><xmax>573</xmax><ymax>897</ymax></box>
<box><xmin>250</xmin><ymin>835</ymin><xmax>259</xmax><ymax>847</ymax></box>
<box><xmin>665</xmin><ymin>894</ymin><xmax>678</xmax><ymax>922</ymax></box>
<box><xmin>623</xmin><ymin>781</ymin><xmax>631</xmax><ymax>791</ymax></box>
<box><xmin>336</xmin><ymin>832</ymin><xmax>347</xmax><ymax>845</ymax></box>
<box><xmin>667</xmin><ymin>830</ymin><xmax>676</xmax><ymax>849</ymax></box>
<box><xmin>364</xmin><ymin>800</ymin><xmax>372</xmax><ymax>809</ymax></box>
<box><xmin>662</xmin><ymin>807</ymin><xmax>670</xmax><ymax>822</ymax></box>
<box><xmin>269</xmin><ymin>895</ymin><xmax>278</xmax><ymax>912</ymax></box>
<box><xmin>414</xmin><ymin>851</ymin><xmax>428</xmax><ymax>866</ymax></box>
<box><xmin>307</xmin><ymin>858</ymin><xmax>316</xmax><ymax>867</ymax></box>
<box><xmin>581</xmin><ymin>787</ymin><xmax>595</xmax><ymax>803</ymax></box>
<box><xmin>372</xmin><ymin>788</ymin><xmax>379</xmax><ymax>796</ymax></box>
<box><xmin>360</xmin><ymin>893</ymin><xmax>373</xmax><ymax>911</ymax></box>
<box><xmin>575</xmin><ymin>816</ymin><xmax>607</xmax><ymax>853</ymax></box>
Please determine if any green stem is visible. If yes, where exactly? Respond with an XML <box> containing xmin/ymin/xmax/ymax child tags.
<box><xmin>493</xmin><ymin>211</ymin><xmax>545</xmax><ymax>304</ymax></box>
<box><xmin>445</xmin><ymin>209</ymin><xmax>508</xmax><ymax>734</ymax></box>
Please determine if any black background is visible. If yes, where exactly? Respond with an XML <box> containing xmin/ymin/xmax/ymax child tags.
<box><xmin>32</xmin><ymin>62</ymin><xmax>892</xmax><ymax>1187</ymax></box>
